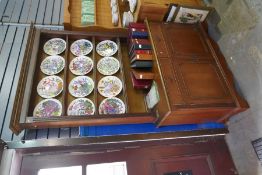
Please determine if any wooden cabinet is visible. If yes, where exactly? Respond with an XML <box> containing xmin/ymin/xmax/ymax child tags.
<box><xmin>9</xmin><ymin>22</ymin><xmax>248</xmax><ymax>134</ymax></box>
<box><xmin>9</xmin><ymin>26</ymin><xmax>164</xmax><ymax>134</ymax></box>
<box><xmin>146</xmin><ymin>21</ymin><xmax>248</xmax><ymax>126</ymax></box>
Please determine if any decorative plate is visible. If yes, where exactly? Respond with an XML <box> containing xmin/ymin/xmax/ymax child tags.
<box><xmin>43</xmin><ymin>38</ymin><xmax>66</xmax><ymax>55</ymax></box>
<box><xmin>98</xmin><ymin>76</ymin><xmax>122</xmax><ymax>97</ymax></box>
<box><xmin>37</xmin><ymin>76</ymin><xmax>63</xmax><ymax>98</ymax></box>
<box><xmin>40</xmin><ymin>55</ymin><xmax>65</xmax><ymax>75</ymax></box>
<box><xmin>69</xmin><ymin>56</ymin><xmax>93</xmax><ymax>75</ymax></box>
<box><xmin>97</xmin><ymin>57</ymin><xmax>120</xmax><ymax>75</ymax></box>
<box><xmin>67</xmin><ymin>98</ymin><xmax>95</xmax><ymax>116</ymax></box>
<box><xmin>69</xmin><ymin>76</ymin><xmax>94</xmax><ymax>97</ymax></box>
<box><xmin>96</xmin><ymin>40</ymin><xmax>118</xmax><ymax>57</ymax></box>
<box><xmin>99</xmin><ymin>97</ymin><xmax>125</xmax><ymax>114</ymax></box>
<box><xmin>70</xmin><ymin>39</ymin><xmax>93</xmax><ymax>56</ymax></box>
<box><xmin>33</xmin><ymin>99</ymin><xmax>62</xmax><ymax>117</ymax></box>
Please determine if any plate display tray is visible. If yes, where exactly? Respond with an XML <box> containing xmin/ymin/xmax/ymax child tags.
<box><xmin>10</xmin><ymin>26</ymin><xmax>168</xmax><ymax>134</ymax></box>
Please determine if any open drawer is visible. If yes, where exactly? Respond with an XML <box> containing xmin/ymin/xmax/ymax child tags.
<box><xmin>10</xmin><ymin>25</ymin><xmax>169</xmax><ymax>135</ymax></box>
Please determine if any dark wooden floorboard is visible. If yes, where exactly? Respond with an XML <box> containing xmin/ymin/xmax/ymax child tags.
<box><xmin>1</xmin><ymin>0</ymin><xmax>16</xmax><ymax>22</ymax></box>
<box><xmin>0</xmin><ymin>0</ymin><xmax>8</xmax><ymax>21</ymax></box>
<box><xmin>19</xmin><ymin>0</ymin><xmax>32</xmax><ymax>23</ymax></box>
<box><xmin>27</xmin><ymin>0</ymin><xmax>40</xmax><ymax>23</ymax></box>
<box><xmin>44</xmin><ymin>0</ymin><xmax>55</xmax><ymax>25</ymax></box>
<box><xmin>10</xmin><ymin>0</ymin><xmax>25</xmax><ymax>23</ymax></box>
<box><xmin>0</xmin><ymin>27</ymin><xmax>26</xmax><ymax>141</ymax></box>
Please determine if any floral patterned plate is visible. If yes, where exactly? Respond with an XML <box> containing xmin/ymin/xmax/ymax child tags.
<box><xmin>97</xmin><ymin>57</ymin><xmax>120</xmax><ymax>75</ymax></box>
<box><xmin>99</xmin><ymin>97</ymin><xmax>125</xmax><ymax>114</ymax></box>
<box><xmin>69</xmin><ymin>56</ymin><xmax>93</xmax><ymax>75</ymax></box>
<box><xmin>43</xmin><ymin>38</ymin><xmax>66</xmax><ymax>55</ymax></box>
<box><xmin>33</xmin><ymin>99</ymin><xmax>62</xmax><ymax>117</ymax></box>
<box><xmin>40</xmin><ymin>55</ymin><xmax>65</xmax><ymax>75</ymax></box>
<box><xmin>70</xmin><ymin>39</ymin><xmax>93</xmax><ymax>56</ymax></box>
<box><xmin>37</xmin><ymin>76</ymin><xmax>63</xmax><ymax>98</ymax></box>
<box><xmin>96</xmin><ymin>40</ymin><xmax>118</xmax><ymax>57</ymax></box>
<box><xmin>69</xmin><ymin>76</ymin><xmax>94</xmax><ymax>97</ymax></box>
<box><xmin>98</xmin><ymin>76</ymin><xmax>122</xmax><ymax>97</ymax></box>
<box><xmin>67</xmin><ymin>98</ymin><xmax>95</xmax><ymax>116</ymax></box>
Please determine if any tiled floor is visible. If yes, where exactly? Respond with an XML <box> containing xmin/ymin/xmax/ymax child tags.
<box><xmin>207</xmin><ymin>0</ymin><xmax>262</xmax><ymax>174</ymax></box>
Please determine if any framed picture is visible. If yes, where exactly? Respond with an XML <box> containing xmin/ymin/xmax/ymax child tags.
<box><xmin>173</xmin><ymin>6</ymin><xmax>213</xmax><ymax>24</ymax></box>
<box><xmin>163</xmin><ymin>4</ymin><xmax>178</xmax><ymax>22</ymax></box>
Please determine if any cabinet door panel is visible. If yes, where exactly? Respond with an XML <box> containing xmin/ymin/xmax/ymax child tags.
<box><xmin>174</xmin><ymin>59</ymin><xmax>235</xmax><ymax>106</ymax></box>
<box><xmin>162</xmin><ymin>24</ymin><xmax>211</xmax><ymax>59</ymax></box>
<box><xmin>148</xmin><ymin>23</ymin><xmax>169</xmax><ymax>58</ymax></box>
<box><xmin>159</xmin><ymin>59</ymin><xmax>185</xmax><ymax>107</ymax></box>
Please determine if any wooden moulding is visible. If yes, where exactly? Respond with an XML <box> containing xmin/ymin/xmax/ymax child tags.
<box><xmin>64</xmin><ymin>0</ymin><xmax>128</xmax><ymax>35</ymax></box>
<box><xmin>9</xmin><ymin>24</ymin><xmax>36</xmax><ymax>134</ymax></box>
<box><xmin>10</xmin><ymin>28</ymin><xmax>160</xmax><ymax>135</ymax></box>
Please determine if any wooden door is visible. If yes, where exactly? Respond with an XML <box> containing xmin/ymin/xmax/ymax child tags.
<box><xmin>154</xmin><ymin>23</ymin><xmax>236</xmax><ymax>107</ymax></box>
<box><xmin>18</xmin><ymin>137</ymin><xmax>237</xmax><ymax>175</ymax></box>
<box><xmin>152</xmin><ymin>155</ymin><xmax>213</xmax><ymax>175</ymax></box>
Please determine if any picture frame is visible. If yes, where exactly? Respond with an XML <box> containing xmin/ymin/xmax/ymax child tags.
<box><xmin>163</xmin><ymin>4</ymin><xmax>178</xmax><ymax>22</ymax></box>
<box><xmin>173</xmin><ymin>5</ymin><xmax>213</xmax><ymax>24</ymax></box>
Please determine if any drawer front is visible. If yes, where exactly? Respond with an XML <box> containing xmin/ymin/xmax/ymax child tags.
<box><xmin>158</xmin><ymin>59</ymin><xmax>185</xmax><ymax>107</ymax></box>
<box><xmin>161</xmin><ymin>23</ymin><xmax>212</xmax><ymax>60</ymax></box>
<box><xmin>173</xmin><ymin>59</ymin><xmax>235</xmax><ymax>106</ymax></box>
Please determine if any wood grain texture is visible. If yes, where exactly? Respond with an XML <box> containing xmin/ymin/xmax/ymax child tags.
<box><xmin>64</xmin><ymin>0</ymin><xmax>127</xmax><ymax>33</ymax></box>
<box><xmin>147</xmin><ymin>22</ymin><xmax>248</xmax><ymax>126</ymax></box>
<box><xmin>9</xmin><ymin>28</ymin><xmax>157</xmax><ymax>134</ymax></box>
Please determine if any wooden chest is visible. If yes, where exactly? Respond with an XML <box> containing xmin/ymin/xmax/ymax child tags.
<box><xmin>147</xmin><ymin>21</ymin><xmax>248</xmax><ymax>126</ymax></box>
